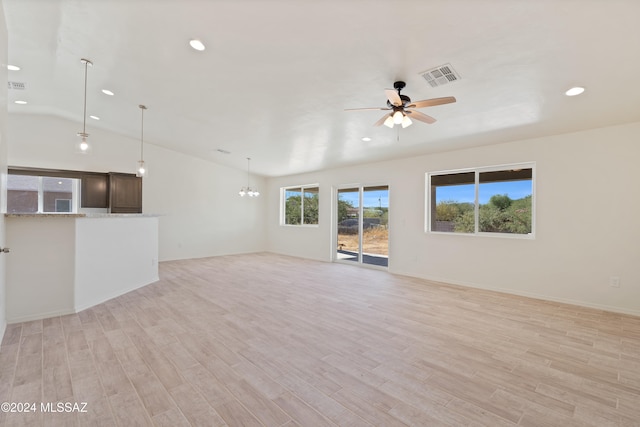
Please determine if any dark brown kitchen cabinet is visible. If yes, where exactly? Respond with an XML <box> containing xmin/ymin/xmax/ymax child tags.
<box><xmin>109</xmin><ymin>173</ymin><xmax>142</xmax><ymax>213</ymax></box>
<box><xmin>81</xmin><ymin>173</ymin><xmax>109</xmax><ymax>208</ymax></box>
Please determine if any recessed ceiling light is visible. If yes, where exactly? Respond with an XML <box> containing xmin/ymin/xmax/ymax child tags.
<box><xmin>101</xmin><ymin>89</ymin><xmax>114</xmax><ymax>96</ymax></box>
<box><xmin>565</xmin><ymin>86</ymin><xmax>585</xmax><ymax>96</ymax></box>
<box><xmin>89</xmin><ymin>115</ymin><xmax>100</xmax><ymax>120</ymax></box>
<box><xmin>14</xmin><ymin>100</ymin><xmax>27</xmax><ymax>104</ymax></box>
<box><xmin>361</xmin><ymin>137</ymin><xmax>372</xmax><ymax>142</ymax></box>
<box><xmin>189</xmin><ymin>39</ymin><xmax>205</xmax><ymax>51</ymax></box>
<box><xmin>7</xmin><ymin>64</ymin><xmax>20</xmax><ymax>71</ymax></box>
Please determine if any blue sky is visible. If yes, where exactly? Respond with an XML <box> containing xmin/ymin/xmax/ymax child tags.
<box><xmin>437</xmin><ymin>181</ymin><xmax>532</xmax><ymax>204</ymax></box>
<box><xmin>338</xmin><ymin>189</ymin><xmax>389</xmax><ymax>209</ymax></box>
<box><xmin>335</xmin><ymin>181</ymin><xmax>530</xmax><ymax>209</ymax></box>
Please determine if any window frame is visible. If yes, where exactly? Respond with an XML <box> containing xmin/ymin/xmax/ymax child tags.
<box><xmin>7</xmin><ymin>173</ymin><xmax>80</xmax><ymax>214</ymax></box>
<box><xmin>280</xmin><ymin>184</ymin><xmax>320</xmax><ymax>226</ymax></box>
<box><xmin>425</xmin><ymin>162</ymin><xmax>535</xmax><ymax>239</ymax></box>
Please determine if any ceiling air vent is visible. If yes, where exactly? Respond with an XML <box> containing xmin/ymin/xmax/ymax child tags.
<box><xmin>419</xmin><ymin>64</ymin><xmax>460</xmax><ymax>88</ymax></box>
<box><xmin>8</xmin><ymin>81</ymin><xmax>26</xmax><ymax>90</ymax></box>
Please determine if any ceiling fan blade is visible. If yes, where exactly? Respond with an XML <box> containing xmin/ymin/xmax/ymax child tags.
<box><xmin>407</xmin><ymin>96</ymin><xmax>456</xmax><ymax>109</ymax></box>
<box><xmin>373</xmin><ymin>113</ymin><xmax>391</xmax><ymax>127</ymax></box>
<box><xmin>344</xmin><ymin>107</ymin><xmax>391</xmax><ymax>112</ymax></box>
<box><xmin>405</xmin><ymin>109</ymin><xmax>436</xmax><ymax>124</ymax></box>
<box><xmin>385</xmin><ymin>89</ymin><xmax>403</xmax><ymax>107</ymax></box>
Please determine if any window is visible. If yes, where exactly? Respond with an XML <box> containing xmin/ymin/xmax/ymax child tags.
<box><xmin>427</xmin><ymin>163</ymin><xmax>534</xmax><ymax>236</ymax></box>
<box><xmin>282</xmin><ymin>185</ymin><xmax>319</xmax><ymax>225</ymax></box>
<box><xmin>7</xmin><ymin>174</ymin><xmax>79</xmax><ymax>213</ymax></box>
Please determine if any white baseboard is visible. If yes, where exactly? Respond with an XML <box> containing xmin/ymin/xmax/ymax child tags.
<box><xmin>418</xmin><ymin>274</ymin><xmax>640</xmax><ymax>317</ymax></box>
<box><xmin>0</xmin><ymin>320</ymin><xmax>6</xmax><ymax>344</ymax></box>
<box><xmin>6</xmin><ymin>276</ymin><xmax>159</xmax><ymax>324</ymax></box>
<box><xmin>74</xmin><ymin>276</ymin><xmax>160</xmax><ymax>313</ymax></box>
<box><xmin>7</xmin><ymin>308</ymin><xmax>76</xmax><ymax>324</ymax></box>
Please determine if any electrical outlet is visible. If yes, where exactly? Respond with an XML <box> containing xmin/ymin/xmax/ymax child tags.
<box><xmin>609</xmin><ymin>276</ymin><xmax>620</xmax><ymax>288</ymax></box>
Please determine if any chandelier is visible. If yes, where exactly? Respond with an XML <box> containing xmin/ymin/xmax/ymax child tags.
<box><xmin>239</xmin><ymin>157</ymin><xmax>259</xmax><ymax>197</ymax></box>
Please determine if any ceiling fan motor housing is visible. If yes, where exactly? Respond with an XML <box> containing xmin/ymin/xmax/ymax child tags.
<box><xmin>387</xmin><ymin>94</ymin><xmax>411</xmax><ymax>109</ymax></box>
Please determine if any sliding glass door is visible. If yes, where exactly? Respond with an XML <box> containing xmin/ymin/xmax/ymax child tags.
<box><xmin>336</xmin><ymin>185</ymin><xmax>389</xmax><ymax>267</ymax></box>
<box><xmin>336</xmin><ymin>188</ymin><xmax>360</xmax><ymax>263</ymax></box>
<box><xmin>362</xmin><ymin>186</ymin><xmax>389</xmax><ymax>266</ymax></box>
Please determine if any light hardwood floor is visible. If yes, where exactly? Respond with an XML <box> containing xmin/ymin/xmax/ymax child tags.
<box><xmin>1</xmin><ymin>252</ymin><xmax>639</xmax><ymax>426</ymax></box>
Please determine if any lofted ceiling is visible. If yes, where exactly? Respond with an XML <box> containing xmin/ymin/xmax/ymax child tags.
<box><xmin>4</xmin><ymin>0</ymin><xmax>640</xmax><ymax>177</ymax></box>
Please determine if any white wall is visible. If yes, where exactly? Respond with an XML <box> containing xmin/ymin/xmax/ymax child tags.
<box><xmin>266</xmin><ymin>121</ymin><xmax>640</xmax><ymax>315</ymax></box>
<box><xmin>75</xmin><ymin>216</ymin><xmax>159</xmax><ymax>312</ymax></box>
<box><xmin>0</xmin><ymin>0</ymin><xmax>8</xmax><ymax>340</ymax></box>
<box><xmin>8</xmin><ymin>114</ymin><xmax>267</xmax><ymax>261</ymax></box>
<box><xmin>5</xmin><ymin>217</ymin><xmax>76</xmax><ymax>321</ymax></box>
<box><xmin>5</xmin><ymin>215</ymin><xmax>160</xmax><ymax>322</ymax></box>
<box><xmin>8</xmin><ymin>113</ymin><xmax>640</xmax><ymax>316</ymax></box>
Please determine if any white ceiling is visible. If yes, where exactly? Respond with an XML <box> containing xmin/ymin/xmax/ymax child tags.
<box><xmin>4</xmin><ymin>0</ymin><xmax>640</xmax><ymax>177</ymax></box>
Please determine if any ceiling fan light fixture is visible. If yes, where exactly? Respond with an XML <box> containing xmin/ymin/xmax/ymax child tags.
<box><xmin>383</xmin><ymin>115</ymin><xmax>395</xmax><ymax>128</ymax></box>
<box><xmin>393</xmin><ymin>110</ymin><xmax>404</xmax><ymax>124</ymax></box>
<box><xmin>401</xmin><ymin>115</ymin><xmax>412</xmax><ymax>128</ymax></box>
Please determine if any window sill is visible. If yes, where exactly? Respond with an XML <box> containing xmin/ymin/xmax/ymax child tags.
<box><xmin>427</xmin><ymin>230</ymin><xmax>535</xmax><ymax>240</ymax></box>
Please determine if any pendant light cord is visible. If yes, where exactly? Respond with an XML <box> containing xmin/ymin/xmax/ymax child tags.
<box><xmin>139</xmin><ymin>105</ymin><xmax>146</xmax><ymax>159</ymax></box>
<box><xmin>80</xmin><ymin>59</ymin><xmax>92</xmax><ymax>135</ymax></box>
<box><xmin>83</xmin><ymin>61</ymin><xmax>87</xmax><ymax>133</ymax></box>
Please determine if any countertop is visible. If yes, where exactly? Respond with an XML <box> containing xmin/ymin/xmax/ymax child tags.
<box><xmin>5</xmin><ymin>213</ymin><xmax>159</xmax><ymax>218</ymax></box>
<box><xmin>5</xmin><ymin>213</ymin><xmax>86</xmax><ymax>218</ymax></box>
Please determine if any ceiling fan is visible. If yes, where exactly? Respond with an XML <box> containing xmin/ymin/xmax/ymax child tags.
<box><xmin>346</xmin><ymin>81</ymin><xmax>456</xmax><ymax>128</ymax></box>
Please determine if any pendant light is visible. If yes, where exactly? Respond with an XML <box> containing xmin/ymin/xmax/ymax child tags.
<box><xmin>77</xmin><ymin>58</ymin><xmax>92</xmax><ymax>153</ymax></box>
<box><xmin>136</xmin><ymin>104</ymin><xmax>147</xmax><ymax>177</ymax></box>
<box><xmin>239</xmin><ymin>157</ymin><xmax>259</xmax><ymax>197</ymax></box>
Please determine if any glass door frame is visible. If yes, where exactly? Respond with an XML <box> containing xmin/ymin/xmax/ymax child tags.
<box><xmin>333</xmin><ymin>183</ymin><xmax>389</xmax><ymax>269</ymax></box>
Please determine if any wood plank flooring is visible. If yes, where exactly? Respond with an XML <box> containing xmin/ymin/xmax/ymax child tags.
<box><xmin>1</xmin><ymin>252</ymin><xmax>639</xmax><ymax>426</ymax></box>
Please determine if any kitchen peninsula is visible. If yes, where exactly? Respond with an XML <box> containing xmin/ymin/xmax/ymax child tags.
<box><xmin>5</xmin><ymin>213</ymin><xmax>159</xmax><ymax>323</ymax></box>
